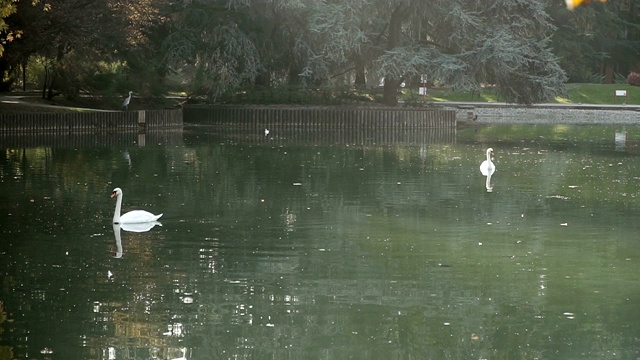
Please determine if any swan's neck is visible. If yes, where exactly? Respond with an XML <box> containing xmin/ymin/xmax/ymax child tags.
<box><xmin>113</xmin><ymin>193</ymin><xmax>122</xmax><ymax>223</ymax></box>
<box><xmin>486</xmin><ymin>151</ymin><xmax>492</xmax><ymax>162</ymax></box>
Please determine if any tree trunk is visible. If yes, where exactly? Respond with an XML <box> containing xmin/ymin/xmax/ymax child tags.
<box><xmin>0</xmin><ymin>57</ymin><xmax>14</xmax><ymax>91</ymax></box>
<box><xmin>254</xmin><ymin>69</ymin><xmax>271</xmax><ymax>87</ymax></box>
<box><xmin>382</xmin><ymin>5</ymin><xmax>409</xmax><ymax>107</ymax></box>
<box><xmin>604</xmin><ymin>63</ymin><xmax>614</xmax><ymax>84</ymax></box>
<box><xmin>383</xmin><ymin>76</ymin><xmax>401</xmax><ymax>106</ymax></box>
<box><xmin>354</xmin><ymin>56</ymin><xmax>366</xmax><ymax>89</ymax></box>
<box><xmin>42</xmin><ymin>66</ymin><xmax>49</xmax><ymax>99</ymax></box>
<box><xmin>21</xmin><ymin>61</ymin><xmax>26</xmax><ymax>91</ymax></box>
<box><xmin>288</xmin><ymin>64</ymin><xmax>302</xmax><ymax>87</ymax></box>
<box><xmin>47</xmin><ymin>78</ymin><xmax>55</xmax><ymax>100</ymax></box>
<box><xmin>44</xmin><ymin>66</ymin><xmax>57</xmax><ymax>101</ymax></box>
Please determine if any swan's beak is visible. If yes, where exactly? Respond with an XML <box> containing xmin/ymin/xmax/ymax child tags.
<box><xmin>111</xmin><ymin>191</ymin><xmax>117</xmax><ymax>198</ymax></box>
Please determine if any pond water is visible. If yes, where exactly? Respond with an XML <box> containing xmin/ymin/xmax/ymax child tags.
<box><xmin>1</xmin><ymin>125</ymin><xmax>640</xmax><ymax>359</ymax></box>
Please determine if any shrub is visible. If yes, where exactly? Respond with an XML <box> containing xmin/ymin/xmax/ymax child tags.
<box><xmin>627</xmin><ymin>72</ymin><xmax>640</xmax><ymax>86</ymax></box>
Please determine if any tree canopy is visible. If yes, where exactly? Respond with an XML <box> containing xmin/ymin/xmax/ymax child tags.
<box><xmin>0</xmin><ymin>0</ymin><xmax>638</xmax><ymax>105</ymax></box>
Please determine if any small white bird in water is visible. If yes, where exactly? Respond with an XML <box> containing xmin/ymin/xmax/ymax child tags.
<box><xmin>264</xmin><ymin>128</ymin><xmax>270</xmax><ymax>136</ymax></box>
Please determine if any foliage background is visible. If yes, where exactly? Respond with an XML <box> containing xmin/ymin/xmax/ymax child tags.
<box><xmin>0</xmin><ymin>0</ymin><xmax>638</xmax><ymax>106</ymax></box>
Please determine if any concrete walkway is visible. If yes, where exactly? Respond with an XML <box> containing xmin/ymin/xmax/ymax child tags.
<box><xmin>436</xmin><ymin>100</ymin><xmax>640</xmax><ymax>111</ymax></box>
<box><xmin>3</xmin><ymin>94</ymin><xmax>640</xmax><ymax>125</ymax></box>
<box><xmin>441</xmin><ymin>101</ymin><xmax>640</xmax><ymax>125</ymax></box>
<box><xmin>0</xmin><ymin>95</ymin><xmax>117</xmax><ymax>112</ymax></box>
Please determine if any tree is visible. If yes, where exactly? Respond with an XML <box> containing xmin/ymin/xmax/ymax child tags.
<box><xmin>0</xmin><ymin>0</ymin><xmax>168</xmax><ymax>98</ymax></box>
<box><xmin>296</xmin><ymin>0</ymin><xmax>566</xmax><ymax>105</ymax></box>
<box><xmin>371</xmin><ymin>0</ymin><xmax>566</xmax><ymax>105</ymax></box>
<box><xmin>550</xmin><ymin>0</ymin><xmax>640</xmax><ymax>83</ymax></box>
<box><xmin>0</xmin><ymin>0</ymin><xmax>17</xmax><ymax>57</ymax></box>
<box><xmin>4</xmin><ymin>0</ymin><xmax>570</xmax><ymax>105</ymax></box>
<box><xmin>162</xmin><ymin>1</ymin><xmax>261</xmax><ymax>99</ymax></box>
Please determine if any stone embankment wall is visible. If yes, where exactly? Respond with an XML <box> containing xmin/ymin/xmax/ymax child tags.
<box><xmin>449</xmin><ymin>104</ymin><xmax>640</xmax><ymax>125</ymax></box>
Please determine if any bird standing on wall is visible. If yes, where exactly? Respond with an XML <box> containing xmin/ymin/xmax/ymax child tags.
<box><xmin>122</xmin><ymin>91</ymin><xmax>133</xmax><ymax>110</ymax></box>
<box><xmin>566</xmin><ymin>0</ymin><xmax>606</xmax><ymax>10</ymax></box>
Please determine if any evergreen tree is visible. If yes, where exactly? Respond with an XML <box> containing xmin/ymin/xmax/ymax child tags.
<box><xmin>300</xmin><ymin>0</ymin><xmax>566</xmax><ymax>105</ymax></box>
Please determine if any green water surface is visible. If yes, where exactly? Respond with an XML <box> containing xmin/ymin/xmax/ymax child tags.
<box><xmin>1</xmin><ymin>125</ymin><xmax>640</xmax><ymax>359</ymax></box>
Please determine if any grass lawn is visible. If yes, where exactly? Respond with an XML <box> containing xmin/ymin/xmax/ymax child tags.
<box><xmin>0</xmin><ymin>92</ymin><xmax>184</xmax><ymax>113</ymax></box>
<box><xmin>421</xmin><ymin>83</ymin><xmax>640</xmax><ymax>105</ymax></box>
<box><xmin>2</xmin><ymin>84</ymin><xmax>639</xmax><ymax>114</ymax></box>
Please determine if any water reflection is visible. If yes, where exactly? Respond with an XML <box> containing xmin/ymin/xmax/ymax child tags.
<box><xmin>3</xmin><ymin>126</ymin><xmax>640</xmax><ymax>359</ymax></box>
<box><xmin>484</xmin><ymin>171</ymin><xmax>494</xmax><ymax>192</ymax></box>
<box><xmin>0</xmin><ymin>129</ymin><xmax>184</xmax><ymax>148</ymax></box>
<box><xmin>112</xmin><ymin>221</ymin><xmax>162</xmax><ymax>258</ymax></box>
<box><xmin>113</xmin><ymin>224</ymin><xmax>123</xmax><ymax>258</ymax></box>
<box><xmin>615</xmin><ymin>127</ymin><xmax>627</xmax><ymax>151</ymax></box>
<box><xmin>121</xmin><ymin>221</ymin><xmax>162</xmax><ymax>233</ymax></box>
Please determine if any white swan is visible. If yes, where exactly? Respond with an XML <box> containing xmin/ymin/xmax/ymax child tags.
<box><xmin>111</xmin><ymin>187</ymin><xmax>163</xmax><ymax>224</ymax></box>
<box><xmin>480</xmin><ymin>148</ymin><xmax>495</xmax><ymax>176</ymax></box>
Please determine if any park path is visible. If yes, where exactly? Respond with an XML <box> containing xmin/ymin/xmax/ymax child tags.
<box><xmin>438</xmin><ymin>100</ymin><xmax>640</xmax><ymax>110</ymax></box>
<box><xmin>0</xmin><ymin>94</ymin><xmax>117</xmax><ymax>112</ymax></box>
<box><xmin>3</xmin><ymin>94</ymin><xmax>640</xmax><ymax>113</ymax></box>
